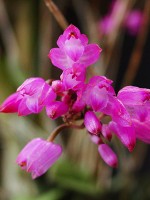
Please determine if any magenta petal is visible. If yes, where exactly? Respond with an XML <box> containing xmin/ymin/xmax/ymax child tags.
<box><xmin>63</xmin><ymin>24</ymin><xmax>81</xmax><ymax>39</ymax></box>
<box><xmin>64</xmin><ymin>37</ymin><xmax>84</xmax><ymax>62</ymax></box>
<box><xmin>84</xmin><ymin>85</ymin><xmax>108</xmax><ymax>112</ymax></box>
<box><xmin>26</xmin><ymin>96</ymin><xmax>42</xmax><ymax>113</ymax></box>
<box><xmin>28</xmin><ymin>141</ymin><xmax>62</xmax><ymax>179</ymax></box>
<box><xmin>118</xmin><ymin>86</ymin><xmax>150</xmax><ymax>106</ymax></box>
<box><xmin>98</xmin><ymin>144</ymin><xmax>118</xmax><ymax>168</ymax></box>
<box><xmin>17</xmin><ymin>77</ymin><xmax>53</xmax><ymax>115</ymax></box>
<box><xmin>49</xmin><ymin>48</ymin><xmax>70</xmax><ymax>70</ymax></box>
<box><xmin>84</xmin><ymin>111</ymin><xmax>101</xmax><ymax>135</ymax></box>
<box><xmin>91</xmin><ymin>87</ymin><xmax>108</xmax><ymax>111</ymax></box>
<box><xmin>17</xmin><ymin>77</ymin><xmax>45</xmax><ymax>94</ymax></box>
<box><xmin>133</xmin><ymin>119</ymin><xmax>150</xmax><ymax>143</ymax></box>
<box><xmin>89</xmin><ymin>75</ymin><xmax>113</xmax><ymax>86</ymax></box>
<box><xmin>61</xmin><ymin>63</ymin><xmax>86</xmax><ymax>90</ymax></box>
<box><xmin>79</xmin><ymin>44</ymin><xmax>102</xmax><ymax>67</ymax></box>
<box><xmin>102</xmin><ymin>96</ymin><xmax>132</xmax><ymax>127</ymax></box>
<box><xmin>18</xmin><ymin>98</ymin><xmax>32</xmax><ymax>116</ymax></box>
<box><xmin>46</xmin><ymin>101</ymin><xmax>68</xmax><ymax>119</ymax></box>
<box><xmin>0</xmin><ymin>92</ymin><xmax>22</xmax><ymax>113</ymax></box>
<box><xmin>40</xmin><ymin>85</ymin><xmax>56</xmax><ymax>106</ymax></box>
<box><xmin>109</xmin><ymin>121</ymin><xmax>136</xmax><ymax>152</ymax></box>
<box><xmin>57</xmin><ymin>35</ymin><xmax>66</xmax><ymax>48</ymax></box>
<box><xmin>51</xmin><ymin>80</ymin><xmax>65</xmax><ymax>93</ymax></box>
<box><xmin>16</xmin><ymin>138</ymin><xmax>41</xmax><ymax>170</ymax></box>
<box><xmin>79</xmin><ymin>34</ymin><xmax>88</xmax><ymax>46</ymax></box>
<box><xmin>16</xmin><ymin>138</ymin><xmax>62</xmax><ymax>179</ymax></box>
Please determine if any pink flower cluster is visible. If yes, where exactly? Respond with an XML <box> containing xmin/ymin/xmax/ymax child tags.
<box><xmin>1</xmin><ymin>24</ymin><xmax>150</xmax><ymax>179</ymax></box>
<box><xmin>98</xmin><ymin>0</ymin><xmax>143</xmax><ymax>36</ymax></box>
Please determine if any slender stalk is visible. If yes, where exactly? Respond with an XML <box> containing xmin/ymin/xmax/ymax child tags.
<box><xmin>44</xmin><ymin>0</ymin><xmax>68</xmax><ymax>30</ymax></box>
<box><xmin>47</xmin><ymin>122</ymin><xmax>85</xmax><ymax>142</ymax></box>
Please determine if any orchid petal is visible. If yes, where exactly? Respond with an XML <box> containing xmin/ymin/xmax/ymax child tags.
<box><xmin>109</xmin><ymin>121</ymin><xmax>136</xmax><ymax>152</ymax></box>
<box><xmin>16</xmin><ymin>138</ymin><xmax>62</xmax><ymax>179</ymax></box>
<box><xmin>46</xmin><ymin>101</ymin><xmax>68</xmax><ymax>119</ymax></box>
<box><xmin>0</xmin><ymin>92</ymin><xmax>22</xmax><ymax>113</ymax></box>
<box><xmin>49</xmin><ymin>48</ymin><xmax>71</xmax><ymax>70</ymax></box>
<box><xmin>79</xmin><ymin>44</ymin><xmax>102</xmax><ymax>67</ymax></box>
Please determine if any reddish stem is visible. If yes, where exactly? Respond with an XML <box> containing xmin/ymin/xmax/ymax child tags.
<box><xmin>47</xmin><ymin>122</ymin><xmax>85</xmax><ymax>142</ymax></box>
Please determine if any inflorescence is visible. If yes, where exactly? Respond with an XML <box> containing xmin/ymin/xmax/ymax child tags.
<box><xmin>1</xmin><ymin>25</ymin><xmax>150</xmax><ymax>179</ymax></box>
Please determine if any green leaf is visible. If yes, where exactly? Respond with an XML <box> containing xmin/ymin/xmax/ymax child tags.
<box><xmin>36</xmin><ymin>189</ymin><xmax>64</xmax><ymax>200</ymax></box>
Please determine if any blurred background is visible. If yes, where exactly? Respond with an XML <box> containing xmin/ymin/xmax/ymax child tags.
<box><xmin>0</xmin><ymin>0</ymin><xmax>150</xmax><ymax>199</ymax></box>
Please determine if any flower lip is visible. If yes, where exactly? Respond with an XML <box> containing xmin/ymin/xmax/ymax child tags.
<box><xmin>68</xmin><ymin>32</ymin><xmax>78</xmax><ymax>40</ymax></box>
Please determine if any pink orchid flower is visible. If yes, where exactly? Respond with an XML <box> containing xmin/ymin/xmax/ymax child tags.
<box><xmin>16</xmin><ymin>138</ymin><xmax>62</xmax><ymax>179</ymax></box>
<box><xmin>49</xmin><ymin>24</ymin><xmax>102</xmax><ymax>70</ymax></box>
<box><xmin>83</xmin><ymin>75</ymin><xmax>115</xmax><ymax>112</ymax></box>
<box><xmin>0</xmin><ymin>78</ymin><xmax>56</xmax><ymax>116</ymax></box>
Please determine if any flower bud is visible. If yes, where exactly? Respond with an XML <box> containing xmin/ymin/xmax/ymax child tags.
<box><xmin>98</xmin><ymin>144</ymin><xmax>118</xmax><ymax>168</ymax></box>
<box><xmin>84</xmin><ymin>111</ymin><xmax>101</xmax><ymax>135</ymax></box>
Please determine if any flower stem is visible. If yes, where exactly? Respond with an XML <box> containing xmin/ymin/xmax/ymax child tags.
<box><xmin>47</xmin><ymin>122</ymin><xmax>85</xmax><ymax>142</ymax></box>
<box><xmin>44</xmin><ymin>0</ymin><xmax>68</xmax><ymax>30</ymax></box>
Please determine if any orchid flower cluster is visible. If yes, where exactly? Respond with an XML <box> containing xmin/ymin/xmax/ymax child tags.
<box><xmin>1</xmin><ymin>24</ymin><xmax>150</xmax><ymax>179</ymax></box>
<box><xmin>99</xmin><ymin>0</ymin><xmax>143</xmax><ymax>36</ymax></box>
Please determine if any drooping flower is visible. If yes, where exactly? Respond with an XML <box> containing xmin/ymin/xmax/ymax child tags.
<box><xmin>98</xmin><ymin>143</ymin><xmax>118</xmax><ymax>168</ymax></box>
<box><xmin>49</xmin><ymin>24</ymin><xmax>102</xmax><ymax>70</ymax></box>
<box><xmin>0</xmin><ymin>78</ymin><xmax>56</xmax><ymax>116</ymax></box>
<box><xmin>16</xmin><ymin>138</ymin><xmax>62</xmax><ymax>179</ymax></box>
